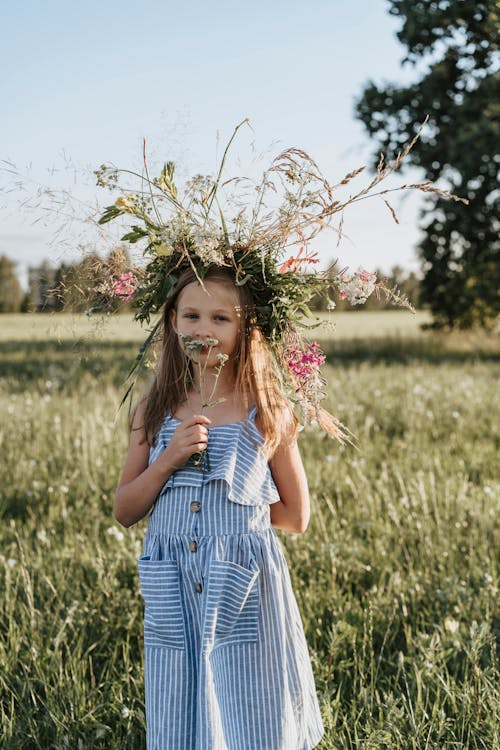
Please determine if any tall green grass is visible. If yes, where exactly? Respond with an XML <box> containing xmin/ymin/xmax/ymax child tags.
<box><xmin>0</xmin><ymin>320</ymin><xmax>498</xmax><ymax>749</ymax></box>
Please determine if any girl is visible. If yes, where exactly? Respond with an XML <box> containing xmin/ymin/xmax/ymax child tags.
<box><xmin>114</xmin><ymin>266</ymin><xmax>325</xmax><ymax>750</ymax></box>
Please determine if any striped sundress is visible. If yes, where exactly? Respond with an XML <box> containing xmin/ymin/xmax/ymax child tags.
<box><xmin>138</xmin><ymin>404</ymin><xmax>325</xmax><ymax>749</ymax></box>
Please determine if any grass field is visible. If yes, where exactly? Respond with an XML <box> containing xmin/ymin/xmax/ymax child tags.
<box><xmin>0</xmin><ymin>313</ymin><xmax>499</xmax><ymax>749</ymax></box>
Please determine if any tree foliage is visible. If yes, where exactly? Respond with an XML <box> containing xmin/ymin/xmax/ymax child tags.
<box><xmin>355</xmin><ymin>0</ymin><xmax>499</xmax><ymax>329</ymax></box>
<box><xmin>0</xmin><ymin>255</ymin><xmax>24</xmax><ymax>312</ymax></box>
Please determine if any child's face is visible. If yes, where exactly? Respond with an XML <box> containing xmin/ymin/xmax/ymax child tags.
<box><xmin>171</xmin><ymin>279</ymin><xmax>241</xmax><ymax>367</ymax></box>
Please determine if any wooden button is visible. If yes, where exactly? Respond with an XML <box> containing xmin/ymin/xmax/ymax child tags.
<box><xmin>194</xmin><ymin>582</ymin><xmax>203</xmax><ymax>593</ymax></box>
<box><xmin>190</xmin><ymin>501</ymin><xmax>201</xmax><ymax>512</ymax></box>
<box><xmin>189</xmin><ymin>540</ymin><xmax>198</xmax><ymax>552</ymax></box>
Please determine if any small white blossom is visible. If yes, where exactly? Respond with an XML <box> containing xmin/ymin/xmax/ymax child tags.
<box><xmin>7</xmin><ymin>558</ymin><xmax>16</xmax><ymax>568</ymax></box>
<box><xmin>444</xmin><ymin>617</ymin><xmax>460</xmax><ymax>634</ymax></box>
<box><xmin>107</xmin><ymin>526</ymin><xmax>124</xmax><ymax>542</ymax></box>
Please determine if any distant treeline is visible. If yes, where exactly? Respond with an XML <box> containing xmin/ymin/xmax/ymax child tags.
<box><xmin>0</xmin><ymin>250</ymin><xmax>421</xmax><ymax>313</ymax></box>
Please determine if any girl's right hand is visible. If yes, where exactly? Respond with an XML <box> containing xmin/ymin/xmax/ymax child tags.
<box><xmin>161</xmin><ymin>414</ymin><xmax>212</xmax><ymax>470</ymax></box>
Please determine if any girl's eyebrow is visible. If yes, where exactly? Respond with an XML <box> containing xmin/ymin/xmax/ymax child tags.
<box><xmin>180</xmin><ymin>305</ymin><xmax>234</xmax><ymax>314</ymax></box>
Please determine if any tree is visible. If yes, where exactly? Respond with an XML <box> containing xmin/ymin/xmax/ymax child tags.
<box><xmin>0</xmin><ymin>254</ymin><xmax>24</xmax><ymax>312</ymax></box>
<box><xmin>355</xmin><ymin>0</ymin><xmax>499</xmax><ymax>329</ymax></box>
<box><xmin>26</xmin><ymin>260</ymin><xmax>58</xmax><ymax>312</ymax></box>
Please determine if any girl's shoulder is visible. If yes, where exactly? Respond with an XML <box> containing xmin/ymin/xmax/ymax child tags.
<box><xmin>128</xmin><ymin>395</ymin><xmax>148</xmax><ymax>434</ymax></box>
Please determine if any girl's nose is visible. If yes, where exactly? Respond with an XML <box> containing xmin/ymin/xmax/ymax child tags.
<box><xmin>194</xmin><ymin>320</ymin><xmax>212</xmax><ymax>339</ymax></box>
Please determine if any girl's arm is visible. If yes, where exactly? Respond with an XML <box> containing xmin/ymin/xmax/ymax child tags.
<box><xmin>268</xmin><ymin>426</ymin><xmax>310</xmax><ymax>534</ymax></box>
<box><xmin>114</xmin><ymin>401</ymin><xmax>211</xmax><ymax>528</ymax></box>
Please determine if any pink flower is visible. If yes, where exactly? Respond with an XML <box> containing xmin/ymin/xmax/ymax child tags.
<box><xmin>287</xmin><ymin>342</ymin><xmax>326</xmax><ymax>382</ymax></box>
<box><xmin>112</xmin><ymin>272</ymin><xmax>137</xmax><ymax>301</ymax></box>
<box><xmin>357</xmin><ymin>268</ymin><xmax>371</xmax><ymax>283</ymax></box>
<box><xmin>336</xmin><ymin>266</ymin><xmax>377</xmax><ymax>305</ymax></box>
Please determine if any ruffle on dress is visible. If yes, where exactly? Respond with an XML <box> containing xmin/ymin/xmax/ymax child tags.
<box><xmin>148</xmin><ymin>405</ymin><xmax>281</xmax><ymax>507</ymax></box>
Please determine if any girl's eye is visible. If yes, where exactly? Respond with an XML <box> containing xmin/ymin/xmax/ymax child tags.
<box><xmin>215</xmin><ymin>315</ymin><xmax>228</xmax><ymax>321</ymax></box>
<box><xmin>184</xmin><ymin>313</ymin><xmax>198</xmax><ymax>319</ymax></box>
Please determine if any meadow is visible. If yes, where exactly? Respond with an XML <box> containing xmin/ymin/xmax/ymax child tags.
<box><xmin>0</xmin><ymin>312</ymin><xmax>498</xmax><ymax>749</ymax></box>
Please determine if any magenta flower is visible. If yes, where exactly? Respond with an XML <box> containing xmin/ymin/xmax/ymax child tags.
<box><xmin>112</xmin><ymin>272</ymin><xmax>137</xmax><ymax>301</ymax></box>
<box><xmin>286</xmin><ymin>341</ymin><xmax>326</xmax><ymax>383</ymax></box>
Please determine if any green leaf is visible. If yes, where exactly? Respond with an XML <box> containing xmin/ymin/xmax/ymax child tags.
<box><xmin>121</xmin><ymin>225</ymin><xmax>148</xmax><ymax>243</ymax></box>
<box><xmin>98</xmin><ymin>205</ymin><xmax>123</xmax><ymax>225</ymax></box>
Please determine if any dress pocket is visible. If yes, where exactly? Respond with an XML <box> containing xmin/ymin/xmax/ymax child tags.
<box><xmin>137</xmin><ymin>556</ymin><xmax>186</xmax><ymax>650</ymax></box>
<box><xmin>207</xmin><ymin>557</ymin><xmax>260</xmax><ymax>649</ymax></box>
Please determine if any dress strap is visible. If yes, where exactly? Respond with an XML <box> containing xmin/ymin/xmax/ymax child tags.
<box><xmin>248</xmin><ymin>404</ymin><xmax>258</xmax><ymax>421</ymax></box>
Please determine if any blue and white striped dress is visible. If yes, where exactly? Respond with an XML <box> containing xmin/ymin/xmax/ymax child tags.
<box><xmin>138</xmin><ymin>405</ymin><xmax>325</xmax><ymax>749</ymax></box>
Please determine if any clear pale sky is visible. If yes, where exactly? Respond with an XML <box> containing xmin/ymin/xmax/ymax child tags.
<box><xmin>1</xmin><ymin>0</ymin><xmax>425</xmax><ymax>288</ymax></box>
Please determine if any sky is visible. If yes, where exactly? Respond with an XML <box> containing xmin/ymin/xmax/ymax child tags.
<box><xmin>0</xmin><ymin>0</ymin><xmax>426</xmax><ymax>289</ymax></box>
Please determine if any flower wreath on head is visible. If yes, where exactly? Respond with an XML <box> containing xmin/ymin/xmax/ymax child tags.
<box><xmin>90</xmin><ymin>118</ymin><xmax>465</xmax><ymax>444</ymax></box>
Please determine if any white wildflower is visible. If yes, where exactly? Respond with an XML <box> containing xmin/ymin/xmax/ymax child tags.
<box><xmin>107</xmin><ymin>526</ymin><xmax>124</xmax><ymax>542</ymax></box>
<box><xmin>36</xmin><ymin>530</ymin><xmax>48</xmax><ymax>544</ymax></box>
<box><xmin>444</xmin><ymin>617</ymin><xmax>459</xmax><ymax>634</ymax></box>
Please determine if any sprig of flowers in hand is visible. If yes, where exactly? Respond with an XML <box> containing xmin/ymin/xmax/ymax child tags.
<box><xmin>178</xmin><ymin>333</ymin><xmax>228</xmax><ymax>471</ymax></box>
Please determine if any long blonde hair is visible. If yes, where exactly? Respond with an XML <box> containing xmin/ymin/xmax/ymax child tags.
<box><xmin>130</xmin><ymin>266</ymin><xmax>298</xmax><ymax>457</ymax></box>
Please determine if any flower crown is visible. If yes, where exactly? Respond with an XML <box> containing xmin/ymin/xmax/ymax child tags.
<box><xmin>92</xmin><ymin>119</ymin><xmax>461</xmax><ymax>441</ymax></box>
